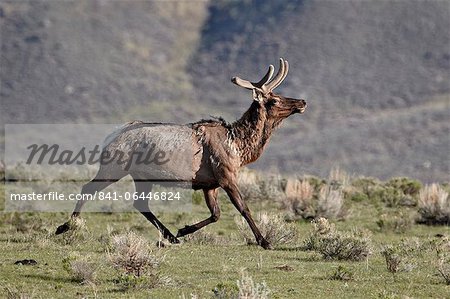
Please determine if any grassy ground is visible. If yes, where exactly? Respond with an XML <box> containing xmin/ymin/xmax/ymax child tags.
<box><xmin>1</xmin><ymin>177</ymin><xmax>449</xmax><ymax>298</ymax></box>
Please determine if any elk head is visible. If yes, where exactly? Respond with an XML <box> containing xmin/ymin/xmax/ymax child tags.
<box><xmin>231</xmin><ymin>58</ymin><xmax>307</xmax><ymax>121</ymax></box>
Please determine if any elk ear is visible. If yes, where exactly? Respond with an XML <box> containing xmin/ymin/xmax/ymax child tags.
<box><xmin>252</xmin><ymin>89</ymin><xmax>264</xmax><ymax>102</ymax></box>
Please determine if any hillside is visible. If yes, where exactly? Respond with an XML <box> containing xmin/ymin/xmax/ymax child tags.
<box><xmin>1</xmin><ymin>0</ymin><xmax>449</xmax><ymax>182</ymax></box>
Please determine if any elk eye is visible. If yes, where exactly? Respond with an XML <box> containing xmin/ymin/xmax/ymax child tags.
<box><xmin>268</xmin><ymin>99</ymin><xmax>278</xmax><ymax>106</ymax></box>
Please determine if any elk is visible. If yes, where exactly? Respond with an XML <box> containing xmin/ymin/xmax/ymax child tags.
<box><xmin>56</xmin><ymin>58</ymin><xmax>307</xmax><ymax>250</ymax></box>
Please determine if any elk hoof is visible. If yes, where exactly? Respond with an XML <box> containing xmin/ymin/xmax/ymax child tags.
<box><xmin>260</xmin><ymin>240</ymin><xmax>273</xmax><ymax>250</ymax></box>
<box><xmin>176</xmin><ymin>225</ymin><xmax>192</xmax><ymax>238</ymax></box>
<box><xmin>55</xmin><ymin>222</ymin><xmax>70</xmax><ymax>235</ymax></box>
<box><xmin>168</xmin><ymin>235</ymin><xmax>181</xmax><ymax>244</ymax></box>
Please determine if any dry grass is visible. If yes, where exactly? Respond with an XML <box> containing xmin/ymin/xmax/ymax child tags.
<box><xmin>235</xmin><ymin>213</ymin><xmax>297</xmax><ymax>246</ymax></box>
<box><xmin>417</xmin><ymin>184</ymin><xmax>450</xmax><ymax>225</ymax></box>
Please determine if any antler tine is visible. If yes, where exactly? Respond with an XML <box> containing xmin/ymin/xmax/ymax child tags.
<box><xmin>264</xmin><ymin>58</ymin><xmax>286</xmax><ymax>92</ymax></box>
<box><xmin>268</xmin><ymin>59</ymin><xmax>289</xmax><ymax>91</ymax></box>
<box><xmin>256</xmin><ymin>64</ymin><xmax>274</xmax><ymax>87</ymax></box>
<box><xmin>231</xmin><ymin>65</ymin><xmax>275</xmax><ymax>90</ymax></box>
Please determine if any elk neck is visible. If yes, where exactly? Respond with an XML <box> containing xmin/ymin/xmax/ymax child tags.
<box><xmin>230</xmin><ymin>101</ymin><xmax>281</xmax><ymax>166</ymax></box>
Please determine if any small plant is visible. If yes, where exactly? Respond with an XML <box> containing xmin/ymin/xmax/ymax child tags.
<box><xmin>381</xmin><ymin>241</ymin><xmax>419</xmax><ymax>279</ymax></box>
<box><xmin>66</xmin><ymin>258</ymin><xmax>97</xmax><ymax>284</ymax></box>
<box><xmin>108</xmin><ymin>231</ymin><xmax>167</xmax><ymax>290</ymax></box>
<box><xmin>237</xmin><ymin>271</ymin><xmax>270</xmax><ymax>299</ymax></box>
<box><xmin>304</xmin><ymin>217</ymin><xmax>336</xmax><ymax>251</ymax></box>
<box><xmin>235</xmin><ymin>212</ymin><xmax>297</xmax><ymax>246</ymax></box>
<box><xmin>329</xmin><ymin>265</ymin><xmax>354</xmax><ymax>281</ymax></box>
<box><xmin>304</xmin><ymin>218</ymin><xmax>371</xmax><ymax>261</ymax></box>
<box><xmin>417</xmin><ymin>184</ymin><xmax>450</xmax><ymax>225</ymax></box>
<box><xmin>109</xmin><ymin>231</ymin><xmax>162</xmax><ymax>277</ymax></box>
<box><xmin>62</xmin><ymin>252</ymin><xmax>95</xmax><ymax>284</ymax></box>
<box><xmin>376</xmin><ymin>211</ymin><xmax>413</xmax><ymax>233</ymax></box>
<box><xmin>381</xmin><ymin>246</ymin><xmax>402</xmax><ymax>277</ymax></box>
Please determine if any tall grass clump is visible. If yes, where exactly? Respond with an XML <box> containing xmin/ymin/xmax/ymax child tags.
<box><xmin>304</xmin><ymin>218</ymin><xmax>371</xmax><ymax>261</ymax></box>
<box><xmin>235</xmin><ymin>213</ymin><xmax>297</xmax><ymax>246</ymax></box>
<box><xmin>317</xmin><ymin>185</ymin><xmax>345</xmax><ymax>219</ymax></box>
<box><xmin>283</xmin><ymin>178</ymin><xmax>345</xmax><ymax>220</ymax></box>
<box><xmin>417</xmin><ymin>184</ymin><xmax>449</xmax><ymax>225</ymax></box>
<box><xmin>284</xmin><ymin>178</ymin><xmax>315</xmax><ymax>219</ymax></box>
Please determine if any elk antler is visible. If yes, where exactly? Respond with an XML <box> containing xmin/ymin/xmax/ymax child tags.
<box><xmin>231</xmin><ymin>58</ymin><xmax>289</xmax><ymax>94</ymax></box>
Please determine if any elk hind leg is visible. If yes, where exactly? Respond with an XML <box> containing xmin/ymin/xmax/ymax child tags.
<box><xmin>55</xmin><ymin>167</ymin><xmax>125</xmax><ymax>235</ymax></box>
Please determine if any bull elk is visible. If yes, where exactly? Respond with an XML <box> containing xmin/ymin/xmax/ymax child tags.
<box><xmin>56</xmin><ymin>58</ymin><xmax>307</xmax><ymax>249</ymax></box>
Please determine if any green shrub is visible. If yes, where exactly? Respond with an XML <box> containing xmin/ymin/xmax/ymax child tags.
<box><xmin>386</xmin><ymin>177</ymin><xmax>422</xmax><ymax>197</ymax></box>
<box><xmin>376</xmin><ymin>211</ymin><xmax>413</xmax><ymax>233</ymax></box>
<box><xmin>212</xmin><ymin>282</ymin><xmax>239</xmax><ymax>298</ymax></box>
<box><xmin>349</xmin><ymin>191</ymin><xmax>369</xmax><ymax>202</ymax></box>
<box><xmin>304</xmin><ymin>218</ymin><xmax>372</xmax><ymax>261</ymax></box>
<box><xmin>351</xmin><ymin>177</ymin><xmax>420</xmax><ymax>207</ymax></box>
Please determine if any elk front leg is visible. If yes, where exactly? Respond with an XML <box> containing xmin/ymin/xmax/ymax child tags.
<box><xmin>133</xmin><ymin>180</ymin><xmax>180</xmax><ymax>244</ymax></box>
<box><xmin>223</xmin><ymin>184</ymin><xmax>272</xmax><ymax>250</ymax></box>
<box><xmin>176</xmin><ymin>188</ymin><xmax>220</xmax><ymax>237</ymax></box>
